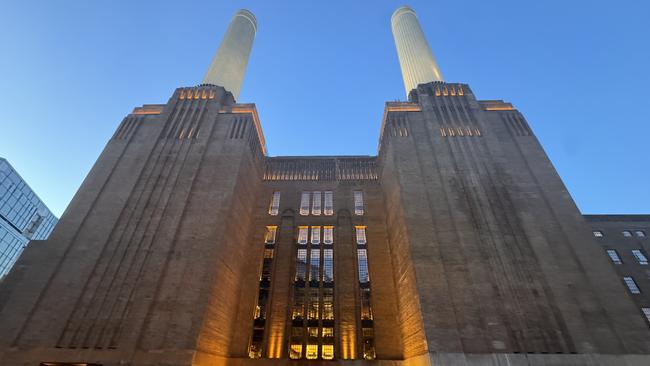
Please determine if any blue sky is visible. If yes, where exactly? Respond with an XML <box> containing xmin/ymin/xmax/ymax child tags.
<box><xmin>1</xmin><ymin>1</ymin><xmax>649</xmax><ymax>217</ymax></box>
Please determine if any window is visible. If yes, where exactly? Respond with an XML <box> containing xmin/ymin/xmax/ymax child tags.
<box><xmin>292</xmin><ymin>289</ymin><xmax>305</xmax><ymax>320</ymax></box>
<box><xmin>606</xmin><ymin>249</ymin><xmax>622</xmax><ymax>264</ymax></box>
<box><xmin>357</xmin><ymin>249</ymin><xmax>370</xmax><ymax>283</ymax></box>
<box><xmin>323</xmin><ymin>226</ymin><xmax>334</xmax><ymax>245</ymax></box>
<box><xmin>312</xmin><ymin>191</ymin><xmax>321</xmax><ymax>215</ymax></box>
<box><xmin>624</xmin><ymin>276</ymin><xmax>641</xmax><ymax>294</ymax></box>
<box><xmin>642</xmin><ymin>307</ymin><xmax>650</xmax><ymax>323</ymax></box>
<box><xmin>296</xmin><ymin>249</ymin><xmax>307</xmax><ymax>281</ymax></box>
<box><xmin>300</xmin><ymin>192</ymin><xmax>310</xmax><ymax>216</ymax></box>
<box><xmin>323</xmin><ymin>249</ymin><xmax>333</xmax><ymax>282</ymax></box>
<box><xmin>322</xmin><ymin>344</ymin><xmax>334</xmax><ymax>360</ymax></box>
<box><xmin>636</xmin><ymin>230</ymin><xmax>647</xmax><ymax>238</ymax></box>
<box><xmin>593</xmin><ymin>231</ymin><xmax>604</xmax><ymax>238</ymax></box>
<box><xmin>309</xmin><ymin>249</ymin><xmax>320</xmax><ymax>282</ymax></box>
<box><xmin>298</xmin><ymin>226</ymin><xmax>308</xmax><ymax>244</ymax></box>
<box><xmin>306</xmin><ymin>343</ymin><xmax>318</xmax><ymax>360</ymax></box>
<box><xmin>632</xmin><ymin>250</ymin><xmax>648</xmax><ymax>265</ymax></box>
<box><xmin>268</xmin><ymin>191</ymin><xmax>280</xmax><ymax>215</ymax></box>
<box><xmin>623</xmin><ymin>230</ymin><xmax>633</xmax><ymax>237</ymax></box>
<box><xmin>324</xmin><ymin>191</ymin><xmax>333</xmax><ymax>216</ymax></box>
<box><xmin>356</xmin><ymin>226</ymin><xmax>367</xmax><ymax>245</ymax></box>
<box><xmin>360</xmin><ymin>287</ymin><xmax>373</xmax><ymax>320</ymax></box>
<box><xmin>354</xmin><ymin>190</ymin><xmax>364</xmax><ymax>216</ymax></box>
<box><xmin>308</xmin><ymin>288</ymin><xmax>320</xmax><ymax>320</ymax></box>
<box><xmin>322</xmin><ymin>288</ymin><xmax>334</xmax><ymax>320</ymax></box>
<box><xmin>264</xmin><ymin>226</ymin><xmax>277</xmax><ymax>244</ymax></box>
<box><xmin>322</xmin><ymin>327</ymin><xmax>334</xmax><ymax>337</ymax></box>
<box><xmin>311</xmin><ymin>226</ymin><xmax>321</xmax><ymax>244</ymax></box>
<box><xmin>289</xmin><ymin>343</ymin><xmax>303</xmax><ymax>360</ymax></box>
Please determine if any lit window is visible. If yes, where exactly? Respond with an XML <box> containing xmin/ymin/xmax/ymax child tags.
<box><xmin>311</xmin><ymin>226</ymin><xmax>321</xmax><ymax>244</ymax></box>
<box><xmin>300</xmin><ymin>192</ymin><xmax>310</xmax><ymax>216</ymax></box>
<box><xmin>324</xmin><ymin>191</ymin><xmax>334</xmax><ymax>216</ymax></box>
<box><xmin>306</xmin><ymin>343</ymin><xmax>318</xmax><ymax>360</ymax></box>
<box><xmin>292</xmin><ymin>289</ymin><xmax>305</xmax><ymax>320</ymax></box>
<box><xmin>606</xmin><ymin>249</ymin><xmax>622</xmax><ymax>264</ymax></box>
<box><xmin>593</xmin><ymin>230</ymin><xmax>604</xmax><ymax>237</ymax></box>
<box><xmin>642</xmin><ymin>307</ymin><xmax>650</xmax><ymax>323</ymax></box>
<box><xmin>357</xmin><ymin>249</ymin><xmax>370</xmax><ymax>283</ymax></box>
<box><xmin>636</xmin><ymin>230</ymin><xmax>646</xmax><ymax>238</ymax></box>
<box><xmin>264</xmin><ymin>226</ymin><xmax>277</xmax><ymax>244</ymax></box>
<box><xmin>623</xmin><ymin>230</ymin><xmax>633</xmax><ymax>237</ymax></box>
<box><xmin>295</xmin><ymin>249</ymin><xmax>307</xmax><ymax>281</ymax></box>
<box><xmin>632</xmin><ymin>250</ymin><xmax>648</xmax><ymax>265</ymax></box>
<box><xmin>308</xmin><ymin>327</ymin><xmax>319</xmax><ymax>337</ymax></box>
<box><xmin>356</xmin><ymin>226</ymin><xmax>367</xmax><ymax>245</ymax></box>
<box><xmin>323</xmin><ymin>249</ymin><xmax>333</xmax><ymax>282</ymax></box>
<box><xmin>308</xmin><ymin>288</ymin><xmax>319</xmax><ymax>320</ymax></box>
<box><xmin>309</xmin><ymin>249</ymin><xmax>320</xmax><ymax>282</ymax></box>
<box><xmin>298</xmin><ymin>226</ymin><xmax>308</xmax><ymax>244</ymax></box>
<box><xmin>624</xmin><ymin>276</ymin><xmax>641</xmax><ymax>294</ymax></box>
<box><xmin>289</xmin><ymin>343</ymin><xmax>303</xmax><ymax>359</ymax></box>
<box><xmin>312</xmin><ymin>191</ymin><xmax>321</xmax><ymax>215</ymax></box>
<box><xmin>322</xmin><ymin>288</ymin><xmax>334</xmax><ymax>320</ymax></box>
<box><xmin>362</xmin><ymin>327</ymin><xmax>376</xmax><ymax>360</ymax></box>
<box><xmin>322</xmin><ymin>327</ymin><xmax>334</xmax><ymax>337</ymax></box>
<box><xmin>323</xmin><ymin>226</ymin><xmax>334</xmax><ymax>245</ymax></box>
<box><xmin>322</xmin><ymin>344</ymin><xmax>334</xmax><ymax>360</ymax></box>
<box><xmin>354</xmin><ymin>190</ymin><xmax>364</xmax><ymax>216</ymax></box>
<box><xmin>264</xmin><ymin>248</ymin><xmax>274</xmax><ymax>259</ymax></box>
<box><xmin>268</xmin><ymin>191</ymin><xmax>280</xmax><ymax>216</ymax></box>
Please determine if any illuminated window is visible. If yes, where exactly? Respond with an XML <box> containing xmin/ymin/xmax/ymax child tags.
<box><xmin>289</xmin><ymin>343</ymin><xmax>303</xmax><ymax>359</ymax></box>
<box><xmin>292</xmin><ymin>289</ymin><xmax>305</xmax><ymax>320</ymax></box>
<box><xmin>308</xmin><ymin>288</ymin><xmax>320</xmax><ymax>320</ymax></box>
<box><xmin>249</xmin><ymin>328</ymin><xmax>264</xmax><ymax>358</ymax></box>
<box><xmin>636</xmin><ymin>230</ymin><xmax>647</xmax><ymax>238</ymax></box>
<box><xmin>306</xmin><ymin>343</ymin><xmax>318</xmax><ymax>360</ymax></box>
<box><xmin>296</xmin><ymin>249</ymin><xmax>307</xmax><ymax>281</ymax></box>
<box><xmin>309</xmin><ymin>249</ymin><xmax>320</xmax><ymax>282</ymax></box>
<box><xmin>356</xmin><ymin>226</ymin><xmax>367</xmax><ymax>245</ymax></box>
<box><xmin>632</xmin><ymin>250</ymin><xmax>648</xmax><ymax>265</ymax></box>
<box><xmin>322</xmin><ymin>327</ymin><xmax>334</xmax><ymax>337</ymax></box>
<box><xmin>308</xmin><ymin>327</ymin><xmax>319</xmax><ymax>337</ymax></box>
<box><xmin>323</xmin><ymin>226</ymin><xmax>334</xmax><ymax>245</ymax></box>
<box><xmin>362</xmin><ymin>327</ymin><xmax>376</xmax><ymax>360</ymax></box>
<box><xmin>357</xmin><ymin>249</ymin><xmax>370</xmax><ymax>283</ymax></box>
<box><xmin>643</xmin><ymin>307</ymin><xmax>650</xmax><ymax>323</ymax></box>
<box><xmin>324</xmin><ymin>191</ymin><xmax>334</xmax><ymax>216</ymax></box>
<box><xmin>323</xmin><ymin>249</ymin><xmax>333</xmax><ymax>283</ymax></box>
<box><xmin>264</xmin><ymin>226</ymin><xmax>277</xmax><ymax>244</ymax></box>
<box><xmin>312</xmin><ymin>191</ymin><xmax>322</xmax><ymax>215</ymax></box>
<box><xmin>298</xmin><ymin>226</ymin><xmax>308</xmax><ymax>244</ymax></box>
<box><xmin>322</xmin><ymin>288</ymin><xmax>334</xmax><ymax>320</ymax></box>
<box><xmin>593</xmin><ymin>231</ymin><xmax>604</xmax><ymax>238</ymax></box>
<box><xmin>606</xmin><ymin>249</ymin><xmax>622</xmax><ymax>264</ymax></box>
<box><xmin>623</xmin><ymin>230</ymin><xmax>633</xmax><ymax>237</ymax></box>
<box><xmin>322</xmin><ymin>344</ymin><xmax>334</xmax><ymax>360</ymax></box>
<box><xmin>624</xmin><ymin>276</ymin><xmax>641</xmax><ymax>294</ymax></box>
<box><xmin>311</xmin><ymin>226</ymin><xmax>321</xmax><ymax>244</ymax></box>
<box><xmin>300</xmin><ymin>192</ymin><xmax>310</xmax><ymax>216</ymax></box>
<box><xmin>354</xmin><ymin>190</ymin><xmax>364</xmax><ymax>216</ymax></box>
<box><xmin>268</xmin><ymin>191</ymin><xmax>280</xmax><ymax>215</ymax></box>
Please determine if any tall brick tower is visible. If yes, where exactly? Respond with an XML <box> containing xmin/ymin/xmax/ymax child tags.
<box><xmin>1</xmin><ymin>6</ymin><xmax>649</xmax><ymax>366</ymax></box>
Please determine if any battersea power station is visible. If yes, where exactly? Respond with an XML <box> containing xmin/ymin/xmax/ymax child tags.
<box><xmin>2</xmin><ymin>6</ymin><xmax>650</xmax><ymax>366</ymax></box>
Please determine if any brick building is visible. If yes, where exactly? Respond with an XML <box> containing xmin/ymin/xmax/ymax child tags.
<box><xmin>1</xmin><ymin>6</ymin><xmax>649</xmax><ymax>366</ymax></box>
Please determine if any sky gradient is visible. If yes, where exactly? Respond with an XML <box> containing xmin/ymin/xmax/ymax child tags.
<box><xmin>1</xmin><ymin>0</ymin><xmax>649</xmax><ymax>217</ymax></box>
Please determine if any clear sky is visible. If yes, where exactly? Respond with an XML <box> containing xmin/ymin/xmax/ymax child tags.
<box><xmin>1</xmin><ymin>0</ymin><xmax>649</xmax><ymax>217</ymax></box>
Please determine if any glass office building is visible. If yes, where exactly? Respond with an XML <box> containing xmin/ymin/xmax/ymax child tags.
<box><xmin>0</xmin><ymin>158</ymin><xmax>58</xmax><ymax>277</ymax></box>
